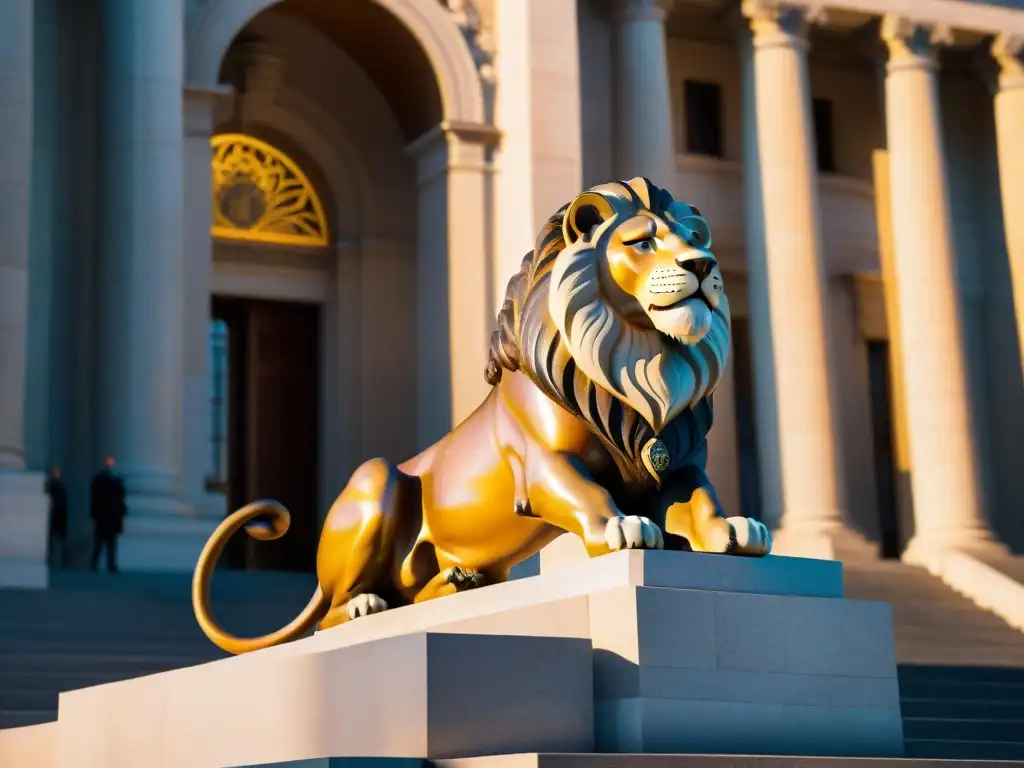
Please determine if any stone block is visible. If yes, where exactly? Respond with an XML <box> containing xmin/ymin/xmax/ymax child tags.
<box><xmin>0</xmin><ymin>470</ymin><xmax>48</xmax><ymax>588</ymax></box>
<box><xmin>279</xmin><ymin>550</ymin><xmax>843</xmax><ymax>661</ymax></box>
<box><xmin>596</xmin><ymin>698</ymin><xmax>905</xmax><ymax>757</ymax></box>
<box><xmin>586</xmin><ymin>586</ymin><xmax>902</xmax><ymax>756</ymax></box>
<box><xmin>0</xmin><ymin>722</ymin><xmax>56</xmax><ymax>768</ymax></box>
<box><xmin>54</xmin><ymin>633</ymin><xmax>593</xmax><ymax>768</ymax></box>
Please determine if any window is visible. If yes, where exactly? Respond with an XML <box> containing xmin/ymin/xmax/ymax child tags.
<box><xmin>210</xmin><ymin>133</ymin><xmax>329</xmax><ymax>247</ymax></box>
<box><xmin>812</xmin><ymin>97</ymin><xmax>836</xmax><ymax>173</ymax></box>
<box><xmin>683</xmin><ymin>80</ymin><xmax>723</xmax><ymax>158</ymax></box>
<box><xmin>208</xmin><ymin>319</ymin><xmax>230</xmax><ymax>488</ymax></box>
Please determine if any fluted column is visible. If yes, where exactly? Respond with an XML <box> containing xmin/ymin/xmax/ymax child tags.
<box><xmin>881</xmin><ymin>16</ymin><xmax>1000</xmax><ymax>561</ymax></box>
<box><xmin>612</xmin><ymin>0</ymin><xmax>675</xmax><ymax>179</ymax></box>
<box><xmin>741</xmin><ymin>0</ymin><xmax>846</xmax><ymax>557</ymax></box>
<box><xmin>0</xmin><ymin>0</ymin><xmax>34</xmax><ymax>472</ymax></box>
<box><xmin>991</xmin><ymin>35</ymin><xmax>1024</xmax><ymax>379</ymax></box>
<box><xmin>0</xmin><ymin>0</ymin><xmax>49</xmax><ymax>589</ymax></box>
<box><xmin>98</xmin><ymin>0</ymin><xmax>188</xmax><ymax>517</ymax></box>
<box><xmin>407</xmin><ymin>123</ymin><xmax>499</xmax><ymax>448</ymax></box>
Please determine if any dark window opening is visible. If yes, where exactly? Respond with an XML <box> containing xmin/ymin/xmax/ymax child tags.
<box><xmin>731</xmin><ymin>318</ymin><xmax>763</xmax><ymax>522</ymax></box>
<box><xmin>684</xmin><ymin>80</ymin><xmax>723</xmax><ymax>158</ymax></box>
<box><xmin>866</xmin><ymin>340</ymin><xmax>901</xmax><ymax>559</ymax></box>
<box><xmin>812</xmin><ymin>97</ymin><xmax>836</xmax><ymax>173</ymax></box>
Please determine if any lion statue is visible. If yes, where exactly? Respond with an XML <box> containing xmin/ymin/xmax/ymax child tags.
<box><xmin>192</xmin><ymin>177</ymin><xmax>772</xmax><ymax>655</ymax></box>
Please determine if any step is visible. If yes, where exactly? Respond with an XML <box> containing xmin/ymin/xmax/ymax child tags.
<box><xmin>901</xmin><ymin>698</ymin><xmax>1024</xmax><ymax>720</ymax></box>
<box><xmin>905</xmin><ymin>737</ymin><xmax>1024</xmax><ymax>761</ymax></box>
<box><xmin>903</xmin><ymin>716</ymin><xmax>1024</xmax><ymax>742</ymax></box>
<box><xmin>898</xmin><ymin>666</ymin><xmax>1024</xmax><ymax>684</ymax></box>
<box><xmin>898</xmin><ymin>680</ymin><xmax>1024</xmax><ymax>703</ymax></box>
<box><xmin>0</xmin><ymin>710</ymin><xmax>56</xmax><ymax>729</ymax></box>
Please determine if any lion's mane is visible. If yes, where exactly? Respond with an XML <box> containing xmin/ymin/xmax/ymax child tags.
<box><xmin>486</xmin><ymin>179</ymin><xmax>731</xmax><ymax>483</ymax></box>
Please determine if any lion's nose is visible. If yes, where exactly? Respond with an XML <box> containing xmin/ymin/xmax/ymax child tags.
<box><xmin>676</xmin><ymin>256</ymin><xmax>715</xmax><ymax>282</ymax></box>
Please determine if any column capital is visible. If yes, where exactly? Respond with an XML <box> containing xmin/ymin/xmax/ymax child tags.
<box><xmin>183</xmin><ymin>83</ymin><xmax>233</xmax><ymax>137</ymax></box>
<box><xmin>405</xmin><ymin>120</ymin><xmax>500</xmax><ymax>187</ymax></box>
<box><xmin>992</xmin><ymin>34</ymin><xmax>1024</xmax><ymax>92</ymax></box>
<box><xmin>741</xmin><ymin>0</ymin><xmax>827</xmax><ymax>51</ymax></box>
<box><xmin>880</xmin><ymin>15</ymin><xmax>953</xmax><ymax>74</ymax></box>
<box><xmin>612</xmin><ymin>0</ymin><xmax>674</xmax><ymax>24</ymax></box>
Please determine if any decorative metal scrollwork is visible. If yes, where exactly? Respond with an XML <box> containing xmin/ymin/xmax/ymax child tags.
<box><xmin>211</xmin><ymin>133</ymin><xmax>329</xmax><ymax>247</ymax></box>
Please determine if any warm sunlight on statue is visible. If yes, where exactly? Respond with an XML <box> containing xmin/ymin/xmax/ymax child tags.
<box><xmin>192</xmin><ymin>177</ymin><xmax>772</xmax><ymax>655</ymax></box>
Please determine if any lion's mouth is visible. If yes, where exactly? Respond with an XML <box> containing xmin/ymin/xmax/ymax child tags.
<box><xmin>648</xmin><ymin>294</ymin><xmax>711</xmax><ymax>313</ymax></box>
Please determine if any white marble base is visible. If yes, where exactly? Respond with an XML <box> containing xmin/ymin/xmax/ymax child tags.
<box><xmin>0</xmin><ymin>469</ymin><xmax>49</xmax><ymax>588</ymax></box>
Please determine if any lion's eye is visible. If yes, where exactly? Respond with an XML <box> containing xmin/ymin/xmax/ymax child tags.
<box><xmin>632</xmin><ymin>238</ymin><xmax>656</xmax><ymax>253</ymax></box>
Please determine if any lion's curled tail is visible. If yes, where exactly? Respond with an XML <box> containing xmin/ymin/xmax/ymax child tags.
<box><xmin>191</xmin><ymin>500</ymin><xmax>330</xmax><ymax>655</ymax></box>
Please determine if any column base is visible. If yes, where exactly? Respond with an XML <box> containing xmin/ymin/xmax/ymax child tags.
<box><xmin>118</xmin><ymin>500</ymin><xmax>219</xmax><ymax>573</ymax></box>
<box><xmin>901</xmin><ymin>530</ymin><xmax>1009</xmax><ymax>571</ymax></box>
<box><xmin>0</xmin><ymin>469</ymin><xmax>49</xmax><ymax>588</ymax></box>
<box><xmin>770</xmin><ymin>523</ymin><xmax>879</xmax><ymax>562</ymax></box>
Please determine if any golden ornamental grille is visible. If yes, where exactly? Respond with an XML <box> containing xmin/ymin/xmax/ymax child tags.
<box><xmin>211</xmin><ymin>133</ymin><xmax>329</xmax><ymax>248</ymax></box>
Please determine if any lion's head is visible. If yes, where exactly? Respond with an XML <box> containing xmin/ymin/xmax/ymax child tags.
<box><xmin>487</xmin><ymin>177</ymin><xmax>731</xmax><ymax>481</ymax></box>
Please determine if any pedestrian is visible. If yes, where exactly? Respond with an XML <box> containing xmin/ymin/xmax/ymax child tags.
<box><xmin>45</xmin><ymin>465</ymin><xmax>68</xmax><ymax>569</ymax></box>
<box><xmin>89</xmin><ymin>454</ymin><xmax>126</xmax><ymax>572</ymax></box>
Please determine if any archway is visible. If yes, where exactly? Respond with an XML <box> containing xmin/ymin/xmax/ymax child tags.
<box><xmin>206</xmin><ymin>132</ymin><xmax>330</xmax><ymax>572</ymax></box>
<box><xmin>182</xmin><ymin>0</ymin><xmax>496</xmax><ymax>572</ymax></box>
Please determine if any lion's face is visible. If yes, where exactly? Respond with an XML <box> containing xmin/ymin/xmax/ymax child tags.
<box><xmin>596</xmin><ymin>203</ymin><xmax>723</xmax><ymax>346</ymax></box>
<box><xmin>544</xmin><ymin>178</ymin><xmax>731</xmax><ymax>433</ymax></box>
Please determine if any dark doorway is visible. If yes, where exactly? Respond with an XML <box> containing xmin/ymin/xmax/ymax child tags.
<box><xmin>730</xmin><ymin>318</ymin><xmax>763</xmax><ymax>522</ymax></box>
<box><xmin>212</xmin><ymin>297</ymin><xmax>321</xmax><ymax>573</ymax></box>
<box><xmin>866</xmin><ymin>340</ymin><xmax>901</xmax><ymax>559</ymax></box>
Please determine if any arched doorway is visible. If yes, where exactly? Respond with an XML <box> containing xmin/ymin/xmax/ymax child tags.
<box><xmin>207</xmin><ymin>133</ymin><xmax>328</xmax><ymax>572</ymax></box>
<box><xmin>182</xmin><ymin>0</ymin><xmax>496</xmax><ymax>573</ymax></box>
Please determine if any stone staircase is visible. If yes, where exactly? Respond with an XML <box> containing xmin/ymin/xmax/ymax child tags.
<box><xmin>0</xmin><ymin>568</ymin><xmax>317</xmax><ymax>729</ymax></box>
<box><xmin>844</xmin><ymin>559</ymin><xmax>1024</xmax><ymax>761</ymax></box>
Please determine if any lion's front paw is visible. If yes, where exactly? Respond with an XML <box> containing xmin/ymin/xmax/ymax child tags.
<box><xmin>605</xmin><ymin>515</ymin><xmax>665</xmax><ymax>551</ymax></box>
<box><xmin>345</xmin><ymin>593</ymin><xmax>389</xmax><ymax>620</ymax></box>
<box><xmin>726</xmin><ymin>516</ymin><xmax>772</xmax><ymax>557</ymax></box>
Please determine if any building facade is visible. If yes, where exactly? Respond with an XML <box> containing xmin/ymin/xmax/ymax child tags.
<box><xmin>1</xmin><ymin>0</ymin><xmax>1023</xmax><ymax>585</ymax></box>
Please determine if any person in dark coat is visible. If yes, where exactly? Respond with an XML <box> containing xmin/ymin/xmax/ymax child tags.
<box><xmin>90</xmin><ymin>454</ymin><xmax>126</xmax><ymax>572</ymax></box>
<box><xmin>45</xmin><ymin>466</ymin><xmax>68</xmax><ymax>568</ymax></box>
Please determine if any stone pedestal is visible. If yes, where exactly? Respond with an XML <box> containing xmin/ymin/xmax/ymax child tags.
<box><xmin>0</xmin><ymin>471</ymin><xmax>48</xmax><ymax>588</ymax></box>
<box><xmin>0</xmin><ymin>550</ymin><xmax>903</xmax><ymax>767</ymax></box>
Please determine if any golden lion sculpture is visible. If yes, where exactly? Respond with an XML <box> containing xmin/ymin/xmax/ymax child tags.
<box><xmin>192</xmin><ymin>177</ymin><xmax>772</xmax><ymax>654</ymax></box>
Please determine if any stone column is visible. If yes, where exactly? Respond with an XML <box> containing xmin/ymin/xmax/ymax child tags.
<box><xmin>407</xmin><ymin>123</ymin><xmax>499</xmax><ymax>448</ymax></box>
<box><xmin>991</xmin><ymin>35</ymin><xmax>1024</xmax><ymax>380</ymax></box>
<box><xmin>737</xmin><ymin>22</ymin><xmax>783</xmax><ymax>531</ymax></box>
<box><xmin>0</xmin><ymin>0</ymin><xmax>49</xmax><ymax>588</ymax></box>
<box><xmin>182</xmin><ymin>85</ymin><xmax>231</xmax><ymax>520</ymax></box>
<box><xmin>880</xmin><ymin>16</ymin><xmax>1001</xmax><ymax>562</ymax></box>
<box><xmin>741</xmin><ymin>0</ymin><xmax>847</xmax><ymax>557</ymax></box>
<box><xmin>612</xmin><ymin>0</ymin><xmax>676</xmax><ymax>180</ymax></box>
<box><xmin>494</xmin><ymin>0</ymin><xmax>582</xmax><ymax>311</ymax></box>
<box><xmin>98</xmin><ymin>0</ymin><xmax>214</xmax><ymax>570</ymax></box>
<box><xmin>0</xmin><ymin>0</ymin><xmax>35</xmax><ymax>473</ymax></box>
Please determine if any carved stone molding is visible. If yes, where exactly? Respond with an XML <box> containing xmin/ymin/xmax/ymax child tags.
<box><xmin>440</xmin><ymin>0</ymin><xmax>495</xmax><ymax>122</ymax></box>
<box><xmin>992</xmin><ymin>34</ymin><xmax>1024</xmax><ymax>92</ymax></box>
<box><xmin>880</xmin><ymin>15</ymin><xmax>953</xmax><ymax>73</ymax></box>
<box><xmin>740</xmin><ymin>0</ymin><xmax>827</xmax><ymax>51</ymax></box>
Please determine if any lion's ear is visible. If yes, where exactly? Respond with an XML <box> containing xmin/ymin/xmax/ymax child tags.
<box><xmin>562</xmin><ymin>192</ymin><xmax>616</xmax><ymax>245</ymax></box>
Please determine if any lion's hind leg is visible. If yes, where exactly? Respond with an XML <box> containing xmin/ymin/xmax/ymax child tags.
<box><xmin>316</xmin><ymin>458</ymin><xmax>416</xmax><ymax>631</ymax></box>
<box><xmin>411</xmin><ymin>565</ymin><xmax>497</xmax><ymax>604</ymax></box>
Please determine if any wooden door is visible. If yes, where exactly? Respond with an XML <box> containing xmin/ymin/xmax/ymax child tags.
<box><xmin>244</xmin><ymin>300</ymin><xmax>320</xmax><ymax>572</ymax></box>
